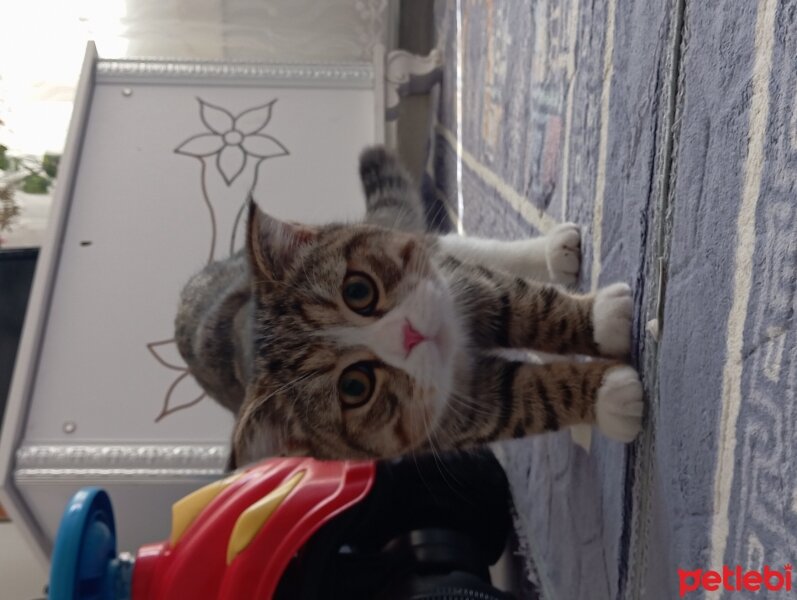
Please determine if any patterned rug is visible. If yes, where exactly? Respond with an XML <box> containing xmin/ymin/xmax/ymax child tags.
<box><xmin>428</xmin><ymin>1</ymin><xmax>797</xmax><ymax>598</ymax></box>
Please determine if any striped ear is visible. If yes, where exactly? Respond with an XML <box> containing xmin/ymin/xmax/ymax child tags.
<box><xmin>246</xmin><ymin>200</ymin><xmax>317</xmax><ymax>280</ymax></box>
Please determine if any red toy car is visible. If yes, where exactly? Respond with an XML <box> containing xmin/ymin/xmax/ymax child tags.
<box><xmin>50</xmin><ymin>451</ymin><xmax>516</xmax><ymax>599</ymax></box>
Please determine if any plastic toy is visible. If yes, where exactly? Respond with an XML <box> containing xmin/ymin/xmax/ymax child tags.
<box><xmin>48</xmin><ymin>451</ymin><xmax>517</xmax><ymax>599</ymax></box>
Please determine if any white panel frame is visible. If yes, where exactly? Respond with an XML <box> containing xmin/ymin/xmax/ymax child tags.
<box><xmin>0</xmin><ymin>43</ymin><xmax>99</xmax><ymax>568</ymax></box>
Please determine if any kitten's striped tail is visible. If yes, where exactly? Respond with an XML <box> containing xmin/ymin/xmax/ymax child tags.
<box><xmin>359</xmin><ymin>146</ymin><xmax>425</xmax><ymax>233</ymax></box>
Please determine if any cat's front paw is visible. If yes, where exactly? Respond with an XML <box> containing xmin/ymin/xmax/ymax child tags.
<box><xmin>545</xmin><ymin>222</ymin><xmax>581</xmax><ymax>286</ymax></box>
<box><xmin>592</xmin><ymin>283</ymin><xmax>633</xmax><ymax>356</ymax></box>
<box><xmin>596</xmin><ymin>366</ymin><xmax>643</xmax><ymax>442</ymax></box>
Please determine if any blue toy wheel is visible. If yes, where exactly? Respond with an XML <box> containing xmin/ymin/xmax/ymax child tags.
<box><xmin>49</xmin><ymin>488</ymin><xmax>125</xmax><ymax>600</ymax></box>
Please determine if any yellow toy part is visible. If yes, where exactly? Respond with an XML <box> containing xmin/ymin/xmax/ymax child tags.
<box><xmin>226</xmin><ymin>471</ymin><xmax>305</xmax><ymax>565</ymax></box>
<box><xmin>170</xmin><ymin>472</ymin><xmax>244</xmax><ymax>546</ymax></box>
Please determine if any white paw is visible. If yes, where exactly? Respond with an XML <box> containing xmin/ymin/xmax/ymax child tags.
<box><xmin>545</xmin><ymin>222</ymin><xmax>581</xmax><ymax>286</ymax></box>
<box><xmin>596</xmin><ymin>366</ymin><xmax>644</xmax><ymax>442</ymax></box>
<box><xmin>592</xmin><ymin>282</ymin><xmax>633</xmax><ymax>356</ymax></box>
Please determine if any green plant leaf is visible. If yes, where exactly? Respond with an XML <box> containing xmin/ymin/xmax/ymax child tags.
<box><xmin>42</xmin><ymin>153</ymin><xmax>60</xmax><ymax>178</ymax></box>
<box><xmin>21</xmin><ymin>173</ymin><xmax>50</xmax><ymax>194</ymax></box>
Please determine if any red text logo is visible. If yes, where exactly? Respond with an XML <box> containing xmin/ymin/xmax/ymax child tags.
<box><xmin>678</xmin><ymin>565</ymin><xmax>792</xmax><ymax>596</ymax></box>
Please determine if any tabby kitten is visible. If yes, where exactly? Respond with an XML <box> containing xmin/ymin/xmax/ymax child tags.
<box><xmin>176</xmin><ymin>148</ymin><xmax>643</xmax><ymax>468</ymax></box>
<box><xmin>227</xmin><ymin>148</ymin><xmax>643</xmax><ymax>464</ymax></box>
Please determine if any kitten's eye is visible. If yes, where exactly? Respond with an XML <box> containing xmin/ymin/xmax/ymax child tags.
<box><xmin>338</xmin><ymin>362</ymin><xmax>375</xmax><ymax>409</ymax></box>
<box><xmin>342</xmin><ymin>272</ymin><xmax>378</xmax><ymax>315</ymax></box>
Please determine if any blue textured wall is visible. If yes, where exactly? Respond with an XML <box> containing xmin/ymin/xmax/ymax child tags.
<box><xmin>431</xmin><ymin>1</ymin><xmax>796</xmax><ymax>598</ymax></box>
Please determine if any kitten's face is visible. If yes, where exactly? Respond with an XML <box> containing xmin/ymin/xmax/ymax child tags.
<box><xmin>232</xmin><ymin>205</ymin><xmax>461</xmax><ymax>465</ymax></box>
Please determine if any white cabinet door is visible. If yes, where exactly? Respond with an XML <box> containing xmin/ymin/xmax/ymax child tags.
<box><xmin>0</xmin><ymin>43</ymin><xmax>386</xmax><ymax>565</ymax></box>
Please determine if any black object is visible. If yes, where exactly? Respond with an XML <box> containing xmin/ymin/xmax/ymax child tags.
<box><xmin>276</xmin><ymin>450</ymin><xmax>517</xmax><ymax>600</ymax></box>
<box><xmin>0</xmin><ymin>247</ymin><xmax>39</xmax><ymax>425</ymax></box>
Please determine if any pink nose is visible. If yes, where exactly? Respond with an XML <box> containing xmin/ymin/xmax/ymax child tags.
<box><xmin>402</xmin><ymin>320</ymin><xmax>426</xmax><ymax>355</ymax></box>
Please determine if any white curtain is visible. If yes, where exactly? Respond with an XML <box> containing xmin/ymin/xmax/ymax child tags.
<box><xmin>124</xmin><ymin>0</ymin><xmax>392</xmax><ymax>62</ymax></box>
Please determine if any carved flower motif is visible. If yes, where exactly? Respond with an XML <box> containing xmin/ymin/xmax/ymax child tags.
<box><xmin>147</xmin><ymin>339</ymin><xmax>206</xmax><ymax>421</ymax></box>
<box><xmin>175</xmin><ymin>99</ymin><xmax>289</xmax><ymax>185</ymax></box>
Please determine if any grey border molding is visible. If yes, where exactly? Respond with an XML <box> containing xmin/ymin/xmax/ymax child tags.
<box><xmin>97</xmin><ymin>58</ymin><xmax>375</xmax><ymax>88</ymax></box>
<box><xmin>16</xmin><ymin>468</ymin><xmax>222</xmax><ymax>481</ymax></box>
<box><xmin>15</xmin><ymin>443</ymin><xmax>227</xmax><ymax>480</ymax></box>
